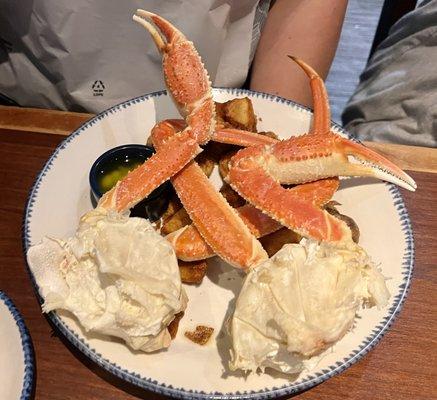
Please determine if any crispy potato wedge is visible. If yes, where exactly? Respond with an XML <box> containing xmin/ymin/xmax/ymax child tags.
<box><xmin>259</xmin><ymin>131</ymin><xmax>279</xmax><ymax>140</ymax></box>
<box><xmin>202</xmin><ymin>141</ymin><xmax>235</xmax><ymax>163</ymax></box>
<box><xmin>160</xmin><ymin>193</ymin><xmax>183</xmax><ymax>222</ymax></box>
<box><xmin>179</xmin><ymin>260</ymin><xmax>208</xmax><ymax>284</ymax></box>
<box><xmin>195</xmin><ymin>152</ymin><xmax>215</xmax><ymax>178</ymax></box>
<box><xmin>223</xmin><ymin>97</ymin><xmax>257</xmax><ymax>132</ymax></box>
<box><xmin>146</xmin><ymin>135</ymin><xmax>155</xmax><ymax>147</ymax></box>
<box><xmin>215</xmin><ymin>101</ymin><xmax>228</xmax><ymax>129</ymax></box>
<box><xmin>219</xmin><ymin>184</ymin><xmax>246</xmax><ymax>208</ymax></box>
<box><xmin>168</xmin><ymin>311</ymin><xmax>184</xmax><ymax>339</ymax></box>
<box><xmin>218</xmin><ymin>150</ymin><xmax>238</xmax><ymax>180</ymax></box>
<box><xmin>260</xmin><ymin>228</ymin><xmax>302</xmax><ymax>257</ymax></box>
<box><xmin>161</xmin><ymin>207</ymin><xmax>191</xmax><ymax>235</ymax></box>
<box><xmin>202</xmin><ymin>99</ymin><xmax>257</xmax><ymax>162</ymax></box>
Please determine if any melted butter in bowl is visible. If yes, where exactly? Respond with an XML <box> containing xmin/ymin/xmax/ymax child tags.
<box><xmin>89</xmin><ymin>144</ymin><xmax>171</xmax><ymax>221</ymax></box>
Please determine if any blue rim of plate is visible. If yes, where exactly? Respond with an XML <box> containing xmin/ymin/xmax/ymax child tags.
<box><xmin>22</xmin><ymin>88</ymin><xmax>414</xmax><ymax>399</ymax></box>
<box><xmin>0</xmin><ymin>291</ymin><xmax>35</xmax><ymax>400</ymax></box>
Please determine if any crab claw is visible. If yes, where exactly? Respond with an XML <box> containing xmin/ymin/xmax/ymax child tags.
<box><xmin>133</xmin><ymin>10</ymin><xmax>214</xmax><ymax>142</ymax></box>
<box><xmin>227</xmin><ymin>132</ymin><xmax>416</xmax><ymax>243</ymax></box>
<box><xmin>334</xmin><ymin>136</ymin><xmax>417</xmax><ymax>191</ymax></box>
<box><xmin>263</xmin><ymin>132</ymin><xmax>417</xmax><ymax>191</ymax></box>
<box><xmin>133</xmin><ymin>10</ymin><xmax>186</xmax><ymax>50</ymax></box>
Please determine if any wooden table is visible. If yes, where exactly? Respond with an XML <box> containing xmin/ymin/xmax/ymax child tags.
<box><xmin>0</xmin><ymin>107</ymin><xmax>436</xmax><ymax>400</ymax></box>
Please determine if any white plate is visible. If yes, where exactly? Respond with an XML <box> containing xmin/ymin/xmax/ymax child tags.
<box><xmin>23</xmin><ymin>89</ymin><xmax>414</xmax><ymax>399</ymax></box>
<box><xmin>0</xmin><ymin>291</ymin><xmax>34</xmax><ymax>399</ymax></box>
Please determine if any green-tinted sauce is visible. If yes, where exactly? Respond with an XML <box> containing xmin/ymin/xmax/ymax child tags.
<box><xmin>97</xmin><ymin>155</ymin><xmax>144</xmax><ymax>194</ymax></box>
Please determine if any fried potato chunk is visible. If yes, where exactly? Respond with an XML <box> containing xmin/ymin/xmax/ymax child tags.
<box><xmin>260</xmin><ymin>228</ymin><xmax>302</xmax><ymax>257</ymax></box>
<box><xmin>215</xmin><ymin>101</ymin><xmax>228</xmax><ymax>129</ymax></box>
<box><xmin>219</xmin><ymin>184</ymin><xmax>246</xmax><ymax>208</ymax></box>
<box><xmin>146</xmin><ymin>135</ymin><xmax>155</xmax><ymax>147</ymax></box>
<box><xmin>195</xmin><ymin>152</ymin><xmax>215</xmax><ymax>178</ymax></box>
<box><xmin>160</xmin><ymin>193</ymin><xmax>183</xmax><ymax>222</ymax></box>
<box><xmin>223</xmin><ymin>97</ymin><xmax>257</xmax><ymax>132</ymax></box>
<box><xmin>161</xmin><ymin>207</ymin><xmax>191</xmax><ymax>235</ymax></box>
<box><xmin>179</xmin><ymin>260</ymin><xmax>208</xmax><ymax>284</ymax></box>
<box><xmin>168</xmin><ymin>311</ymin><xmax>184</xmax><ymax>339</ymax></box>
<box><xmin>258</xmin><ymin>131</ymin><xmax>279</xmax><ymax>140</ymax></box>
<box><xmin>184</xmin><ymin>325</ymin><xmax>214</xmax><ymax>345</ymax></box>
<box><xmin>207</xmin><ymin>98</ymin><xmax>258</xmax><ymax>161</ymax></box>
<box><xmin>218</xmin><ymin>150</ymin><xmax>238</xmax><ymax>180</ymax></box>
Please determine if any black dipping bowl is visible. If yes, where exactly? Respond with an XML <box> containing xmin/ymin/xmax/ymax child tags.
<box><xmin>89</xmin><ymin>144</ymin><xmax>172</xmax><ymax>221</ymax></box>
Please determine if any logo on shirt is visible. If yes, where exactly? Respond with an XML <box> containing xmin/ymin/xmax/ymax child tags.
<box><xmin>92</xmin><ymin>80</ymin><xmax>105</xmax><ymax>96</ymax></box>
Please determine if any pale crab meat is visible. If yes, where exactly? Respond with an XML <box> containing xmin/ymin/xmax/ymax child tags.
<box><xmin>230</xmin><ymin>239</ymin><xmax>390</xmax><ymax>374</ymax></box>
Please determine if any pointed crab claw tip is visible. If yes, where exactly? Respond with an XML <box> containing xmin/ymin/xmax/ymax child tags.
<box><xmin>287</xmin><ymin>55</ymin><xmax>308</xmax><ymax>66</ymax></box>
<box><xmin>341</xmin><ymin>137</ymin><xmax>417</xmax><ymax>191</ymax></box>
<box><xmin>287</xmin><ymin>55</ymin><xmax>320</xmax><ymax>79</ymax></box>
<box><xmin>135</xmin><ymin>9</ymin><xmax>155</xmax><ymax>18</ymax></box>
<box><xmin>134</xmin><ymin>9</ymin><xmax>182</xmax><ymax>45</ymax></box>
<box><xmin>133</xmin><ymin>11</ymin><xmax>166</xmax><ymax>52</ymax></box>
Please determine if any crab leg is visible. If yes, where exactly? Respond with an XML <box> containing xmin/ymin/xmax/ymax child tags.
<box><xmin>163</xmin><ymin>118</ymin><xmax>278</xmax><ymax>147</ymax></box>
<box><xmin>168</xmin><ymin>179</ymin><xmax>339</xmax><ymax>261</ymax></box>
<box><xmin>213</xmin><ymin>128</ymin><xmax>278</xmax><ymax>147</ymax></box>
<box><xmin>227</xmin><ymin>57</ymin><xmax>416</xmax><ymax>243</ymax></box>
<box><xmin>152</xmin><ymin>120</ymin><xmax>268</xmax><ymax>270</ymax></box>
<box><xmin>99</xmin><ymin>11</ymin><xmax>215</xmax><ymax>212</ymax></box>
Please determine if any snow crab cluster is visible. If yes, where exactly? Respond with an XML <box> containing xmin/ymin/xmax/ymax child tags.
<box><xmin>108</xmin><ymin>10</ymin><xmax>416</xmax><ymax>269</ymax></box>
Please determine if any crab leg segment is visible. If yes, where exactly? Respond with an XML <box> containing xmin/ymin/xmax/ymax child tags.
<box><xmin>168</xmin><ymin>179</ymin><xmax>339</xmax><ymax>261</ymax></box>
<box><xmin>213</xmin><ymin>128</ymin><xmax>278</xmax><ymax>147</ymax></box>
<box><xmin>162</xmin><ymin>118</ymin><xmax>278</xmax><ymax>147</ymax></box>
<box><xmin>254</xmin><ymin>132</ymin><xmax>416</xmax><ymax>190</ymax></box>
<box><xmin>167</xmin><ymin>204</ymin><xmax>283</xmax><ymax>262</ymax></box>
<box><xmin>152</xmin><ymin>121</ymin><xmax>268</xmax><ymax>270</ymax></box>
<box><xmin>155</xmin><ymin>111</ymin><xmax>341</xmax><ymax>260</ymax></box>
<box><xmin>98</xmin><ymin>11</ymin><xmax>215</xmax><ymax>212</ymax></box>
<box><xmin>289</xmin><ymin>56</ymin><xmax>330</xmax><ymax>134</ymax></box>
<box><xmin>228</xmin><ymin>144</ymin><xmax>352</xmax><ymax>242</ymax></box>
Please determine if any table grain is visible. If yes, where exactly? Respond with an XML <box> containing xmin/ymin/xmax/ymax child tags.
<box><xmin>0</xmin><ymin>129</ymin><xmax>436</xmax><ymax>400</ymax></box>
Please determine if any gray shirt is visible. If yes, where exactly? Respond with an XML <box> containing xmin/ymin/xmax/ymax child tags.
<box><xmin>342</xmin><ymin>0</ymin><xmax>437</xmax><ymax>147</ymax></box>
<box><xmin>0</xmin><ymin>0</ymin><xmax>270</xmax><ymax>113</ymax></box>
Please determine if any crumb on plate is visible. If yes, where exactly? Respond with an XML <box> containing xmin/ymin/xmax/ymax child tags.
<box><xmin>184</xmin><ymin>325</ymin><xmax>214</xmax><ymax>345</ymax></box>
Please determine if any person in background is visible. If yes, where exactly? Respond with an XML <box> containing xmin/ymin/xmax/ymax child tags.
<box><xmin>0</xmin><ymin>0</ymin><xmax>270</xmax><ymax>112</ymax></box>
<box><xmin>342</xmin><ymin>0</ymin><xmax>437</xmax><ymax>148</ymax></box>
<box><xmin>250</xmin><ymin>0</ymin><xmax>348</xmax><ymax>109</ymax></box>
<box><xmin>0</xmin><ymin>0</ymin><xmax>348</xmax><ymax>114</ymax></box>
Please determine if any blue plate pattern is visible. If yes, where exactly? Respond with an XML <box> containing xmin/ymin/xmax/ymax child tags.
<box><xmin>22</xmin><ymin>88</ymin><xmax>414</xmax><ymax>399</ymax></box>
<box><xmin>0</xmin><ymin>291</ymin><xmax>35</xmax><ymax>400</ymax></box>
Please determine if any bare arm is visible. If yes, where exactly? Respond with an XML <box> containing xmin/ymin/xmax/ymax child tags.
<box><xmin>250</xmin><ymin>0</ymin><xmax>348</xmax><ymax>107</ymax></box>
